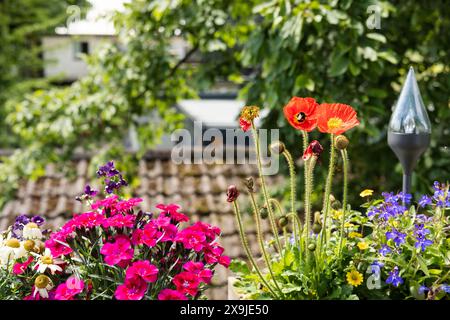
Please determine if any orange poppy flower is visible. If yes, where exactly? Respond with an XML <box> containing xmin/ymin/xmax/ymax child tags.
<box><xmin>283</xmin><ymin>97</ymin><xmax>319</xmax><ymax>132</ymax></box>
<box><xmin>317</xmin><ymin>103</ymin><xmax>360</xmax><ymax>135</ymax></box>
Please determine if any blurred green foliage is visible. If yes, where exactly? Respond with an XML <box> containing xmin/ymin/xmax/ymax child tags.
<box><xmin>0</xmin><ymin>0</ymin><xmax>449</xmax><ymax>209</ymax></box>
<box><xmin>0</xmin><ymin>0</ymin><xmax>90</xmax><ymax>146</ymax></box>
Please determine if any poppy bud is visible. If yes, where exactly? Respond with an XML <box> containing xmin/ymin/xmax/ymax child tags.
<box><xmin>278</xmin><ymin>216</ymin><xmax>288</xmax><ymax>228</ymax></box>
<box><xmin>329</xmin><ymin>194</ymin><xmax>336</xmax><ymax>203</ymax></box>
<box><xmin>23</xmin><ymin>240</ymin><xmax>35</xmax><ymax>251</ymax></box>
<box><xmin>308</xmin><ymin>242</ymin><xmax>316</xmax><ymax>251</ymax></box>
<box><xmin>269</xmin><ymin>141</ymin><xmax>286</xmax><ymax>155</ymax></box>
<box><xmin>260</xmin><ymin>205</ymin><xmax>268</xmax><ymax>219</ymax></box>
<box><xmin>331</xmin><ymin>200</ymin><xmax>342</xmax><ymax>210</ymax></box>
<box><xmin>312</xmin><ymin>223</ymin><xmax>322</xmax><ymax>234</ymax></box>
<box><xmin>302</xmin><ymin>140</ymin><xmax>323</xmax><ymax>161</ymax></box>
<box><xmin>244</xmin><ymin>177</ymin><xmax>255</xmax><ymax>193</ymax></box>
<box><xmin>335</xmin><ymin>135</ymin><xmax>349</xmax><ymax>150</ymax></box>
<box><xmin>226</xmin><ymin>185</ymin><xmax>239</xmax><ymax>202</ymax></box>
<box><xmin>313</xmin><ymin>211</ymin><xmax>321</xmax><ymax>224</ymax></box>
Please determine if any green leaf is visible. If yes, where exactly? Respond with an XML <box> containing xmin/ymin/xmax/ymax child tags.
<box><xmin>329</xmin><ymin>55</ymin><xmax>349</xmax><ymax>77</ymax></box>
<box><xmin>229</xmin><ymin>260</ymin><xmax>250</xmax><ymax>275</ymax></box>
<box><xmin>366</xmin><ymin>33</ymin><xmax>387</xmax><ymax>43</ymax></box>
<box><xmin>294</xmin><ymin>75</ymin><xmax>315</xmax><ymax>92</ymax></box>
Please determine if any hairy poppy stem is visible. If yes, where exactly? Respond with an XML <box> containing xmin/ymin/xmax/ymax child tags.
<box><xmin>251</xmin><ymin>124</ymin><xmax>282</xmax><ymax>253</ymax></box>
<box><xmin>232</xmin><ymin>201</ymin><xmax>279</xmax><ymax>298</ymax></box>
<box><xmin>337</xmin><ymin>149</ymin><xmax>349</xmax><ymax>259</ymax></box>
<box><xmin>249</xmin><ymin>192</ymin><xmax>284</xmax><ymax>298</ymax></box>
<box><xmin>319</xmin><ymin>134</ymin><xmax>336</xmax><ymax>259</ymax></box>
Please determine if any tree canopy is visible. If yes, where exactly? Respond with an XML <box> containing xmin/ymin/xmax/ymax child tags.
<box><xmin>1</xmin><ymin>0</ymin><xmax>449</xmax><ymax>209</ymax></box>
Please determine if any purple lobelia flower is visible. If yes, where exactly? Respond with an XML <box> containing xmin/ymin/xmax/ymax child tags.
<box><xmin>418</xmin><ymin>285</ymin><xmax>429</xmax><ymax>295</ymax></box>
<box><xmin>413</xmin><ymin>224</ymin><xmax>433</xmax><ymax>252</ymax></box>
<box><xmin>441</xmin><ymin>284</ymin><xmax>450</xmax><ymax>293</ymax></box>
<box><xmin>370</xmin><ymin>260</ymin><xmax>384</xmax><ymax>274</ymax></box>
<box><xmin>386</xmin><ymin>229</ymin><xmax>407</xmax><ymax>247</ymax></box>
<box><xmin>418</xmin><ymin>195</ymin><xmax>432</xmax><ymax>208</ymax></box>
<box><xmin>379</xmin><ymin>244</ymin><xmax>392</xmax><ymax>256</ymax></box>
<box><xmin>367</xmin><ymin>191</ymin><xmax>410</xmax><ymax>221</ymax></box>
<box><xmin>386</xmin><ymin>266</ymin><xmax>403</xmax><ymax>287</ymax></box>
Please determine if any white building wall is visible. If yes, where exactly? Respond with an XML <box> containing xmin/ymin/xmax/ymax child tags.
<box><xmin>42</xmin><ymin>35</ymin><xmax>114</xmax><ymax>81</ymax></box>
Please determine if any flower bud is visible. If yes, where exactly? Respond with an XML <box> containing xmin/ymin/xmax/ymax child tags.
<box><xmin>335</xmin><ymin>135</ymin><xmax>349</xmax><ymax>150</ymax></box>
<box><xmin>226</xmin><ymin>185</ymin><xmax>239</xmax><ymax>202</ymax></box>
<box><xmin>260</xmin><ymin>205</ymin><xmax>268</xmax><ymax>219</ymax></box>
<box><xmin>244</xmin><ymin>177</ymin><xmax>255</xmax><ymax>193</ymax></box>
<box><xmin>312</xmin><ymin>223</ymin><xmax>322</xmax><ymax>234</ymax></box>
<box><xmin>23</xmin><ymin>240</ymin><xmax>35</xmax><ymax>251</ymax></box>
<box><xmin>313</xmin><ymin>211</ymin><xmax>322</xmax><ymax>224</ymax></box>
<box><xmin>329</xmin><ymin>194</ymin><xmax>336</xmax><ymax>203</ymax></box>
<box><xmin>331</xmin><ymin>200</ymin><xmax>342</xmax><ymax>210</ymax></box>
<box><xmin>278</xmin><ymin>216</ymin><xmax>288</xmax><ymax>228</ymax></box>
<box><xmin>302</xmin><ymin>140</ymin><xmax>324</xmax><ymax>161</ymax></box>
<box><xmin>269</xmin><ymin>141</ymin><xmax>285</xmax><ymax>155</ymax></box>
<box><xmin>35</xmin><ymin>275</ymin><xmax>51</xmax><ymax>289</ymax></box>
<box><xmin>307</xmin><ymin>242</ymin><xmax>316</xmax><ymax>251</ymax></box>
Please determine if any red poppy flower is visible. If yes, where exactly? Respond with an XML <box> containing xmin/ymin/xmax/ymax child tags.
<box><xmin>239</xmin><ymin>117</ymin><xmax>251</xmax><ymax>132</ymax></box>
<box><xmin>302</xmin><ymin>140</ymin><xmax>324</xmax><ymax>161</ymax></box>
<box><xmin>283</xmin><ymin>97</ymin><xmax>319</xmax><ymax>132</ymax></box>
<box><xmin>317</xmin><ymin>103</ymin><xmax>359</xmax><ymax>135</ymax></box>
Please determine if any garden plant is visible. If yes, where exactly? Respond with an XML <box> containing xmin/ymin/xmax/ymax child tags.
<box><xmin>0</xmin><ymin>162</ymin><xmax>229</xmax><ymax>300</ymax></box>
<box><xmin>229</xmin><ymin>97</ymin><xmax>449</xmax><ymax>300</ymax></box>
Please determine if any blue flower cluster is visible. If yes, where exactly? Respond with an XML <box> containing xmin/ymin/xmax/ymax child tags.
<box><xmin>418</xmin><ymin>181</ymin><xmax>450</xmax><ymax>208</ymax></box>
<box><xmin>11</xmin><ymin>214</ymin><xmax>45</xmax><ymax>239</ymax></box>
<box><xmin>367</xmin><ymin>192</ymin><xmax>411</xmax><ymax>220</ymax></box>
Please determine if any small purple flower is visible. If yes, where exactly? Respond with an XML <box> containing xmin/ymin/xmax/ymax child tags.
<box><xmin>84</xmin><ymin>184</ymin><xmax>98</xmax><ymax>197</ymax></box>
<box><xmin>15</xmin><ymin>215</ymin><xmax>30</xmax><ymax>225</ymax></box>
<box><xmin>386</xmin><ymin>229</ymin><xmax>406</xmax><ymax>247</ymax></box>
<box><xmin>418</xmin><ymin>285</ymin><xmax>429</xmax><ymax>295</ymax></box>
<box><xmin>370</xmin><ymin>260</ymin><xmax>384</xmax><ymax>274</ymax></box>
<box><xmin>440</xmin><ymin>284</ymin><xmax>450</xmax><ymax>293</ymax></box>
<box><xmin>418</xmin><ymin>195</ymin><xmax>432</xmax><ymax>208</ymax></box>
<box><xmin>379</xmin><ymin>244</ymin><xmax>392</xmax><ymax>256</ymax></box>
<box><xmin>31</xmin><ymin>215</ymin><xmax>45</xmax><ymax>226</ymax></box>
<box><xmin>386</xmin><ymin>266</ymin><xmax>403</xmax><ymax>287</ymax></box>
<box><xmin>414</xmin><ymin>224</ymin><xmax>433</xmax><ymax>252</ymax></box>
<box><xmin>96</xmin><ymin>161</ymin><xmax>120</xmax><ymax>177</ymax></box>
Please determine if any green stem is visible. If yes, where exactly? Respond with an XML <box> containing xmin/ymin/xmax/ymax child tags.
<box><xmin>282</xmin><ymin>150</ymin><xmax>297</xmax><ymax>221</ymax></box>
<box><xmin>268</xmin><ymin>198</ymin><xmax>285</xmax><ymax>217</ymax></box>
<box><xmin>282</xmin><ymin>149</ymin><xmax>301</xmax><ymax>250</ymax></box>
<box><xmin>251</xmin><ymin>123</ymin><xmax>282</xmax><ymax>253</ymax></box>
<box><xmin>319</xmin><ymin>134</ymin><xmax>336</xmax><ymax>258</ymax></box>
<box><xmin>232</xmin><ymin>201</ymin><xmax>279</xmax><ymax>298</ymax></box>
<box><xmin>337</xmin><ymin>149</ymin><xmax>349</xmax><ymax>259</ymax></box>
<box><xmin>249</xmin><ymin>192</ymin><xmax>284</xmax><ymax>297</ymax></box>
<box><xmin>301</xmin><ymin>131</ymin><xmax>309</xmax><ymax>234</ymax></box>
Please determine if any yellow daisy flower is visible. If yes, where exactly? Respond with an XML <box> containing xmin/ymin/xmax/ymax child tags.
<box><xmin>360</xmin><ymin>189</ymin><xmax>374</xmax><ymax>198</ymax></box>
<box><xmin>346</xmin><ymin>270</ymin><xmax>363</xmax><ymax>287</ymax></box>
<box><xmin>357</xmin><ymin>242</ymin><xmax>369</xmax><ymax>250</ymax></box>
<box><xmin>332</xmin><ymin>209</ymin><xmax>343</xmax><ymax>220</ymax></box>
<box><xmin>349</xmin><ymin>232</ymin><xmax>363</xmax><ymax>239</ymax></box>
<box><xmin>344</xmin><ymin>222</ymin><xmax>355</xmax><ymax>228</ymax></box>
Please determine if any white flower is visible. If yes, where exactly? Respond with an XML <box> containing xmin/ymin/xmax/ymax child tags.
<box><xmin>33</xmin><ymin>275</ymin><xmax>54</xmax><ymax>298</ymax></box>
<box><xmin>22</xmin><ymin>223</ymin><xmax>43</xmax><ymax>240</ymax></box>
<box><xmin>0</xmin><ymin>238</ymin><xmax>27</xmax><ymax>266</ymax></box>
<box><xmin>34</xmin><ymin>248</ymin><xmax>64</xmax><ymax>274</ymax></box>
